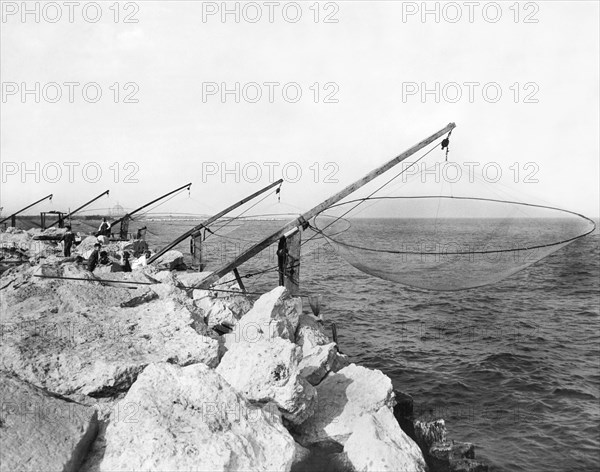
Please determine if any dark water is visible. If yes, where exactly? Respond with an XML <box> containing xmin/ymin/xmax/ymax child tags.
<box><xmin>135</xmin><ymin>217</ymin><xmax>599</xmax><ymax>472</ymax></box>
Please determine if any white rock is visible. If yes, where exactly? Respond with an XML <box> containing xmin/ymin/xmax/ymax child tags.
<box><xmin>76</xmin><ymin>236</ymin><xmax>99</xmax><ymax>255</ymax></box>
<box><xmin>100</xmin><ymin>363</ymin><xmax>296</xmax><ymax>472</ymax></box>
<box><xmin>296</xmin><ymin>313</ymin><xmax>330</xmax><ymax>355</ymax></box>
<box><xmin>344</xmin><ymin>407</ymin><xmax>427</xmax><ymax>472</ymax></box>
<box><xmin>299</xmin><ymin>342</ymin><xmax>339</xmax><ymax>386</ymax></box>
<box><xmin>1</xmin><ymin>279</ymin><xmax>219</xmax><ymax>396</ymax></box>
<box><xmin>296</xmin><ymin>364</ymin><xmax>395</xmax><ymax>445</ymax></box>
<box><xmin>224</xmin><ymin>286</ymin><xmax>302</xmax><ymax>348</ymax></box>
<box><xmin>0</xmin><ymin>372</ymin><xmax>98</xmax><ymax>472</ymax></box>
<box><xmin>216</xmin><ymin>338</ymin><xmax>317</xmax><ymax>425</ymax></box>
<box><xmin>195</xmin><ymin>293</ymin><xmax>252</xmax><ymax>328</ymax></box>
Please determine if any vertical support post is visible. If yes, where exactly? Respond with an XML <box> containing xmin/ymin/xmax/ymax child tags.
<box><xmin>192</xmin><ymin>230</ymin><xmax>204</xmax><ymax>271</ymax></box>
<box><xmin>40</xmin><ymin>213</ymin><xmax>46</xmax><ymax>231</ymax></box>
<box><xmin>232</xmin><ymin>268</ymin><xmax>247</xmax><ymax>293</ymax></box>
<box><xmin>279</xmin><ymin>228</ymin><xmax>301</xmax><ymax>296</ymax></box>
<box><xmin>120</xmin><ymin>216</ymin><xmax>130</xmax><ymax>240</ymax></box>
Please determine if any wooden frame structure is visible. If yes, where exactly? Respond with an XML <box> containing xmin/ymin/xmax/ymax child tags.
<box><xmin>195</xmin><ymin>123</ymin><xmax>457</xmax><ymax>291</ymax></box>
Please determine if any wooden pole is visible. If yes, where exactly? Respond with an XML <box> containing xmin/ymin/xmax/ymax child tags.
<box><xmin>0</xmin><ymin>194</ymin><xmax>53</xmax><ymax>226</ymax></box>
<box><xmin>47</xmin><ymin>190</ymin><xmax>109</xmax><ymax>228</ymax></box>
<box><xmin>148</xmin><ymin>179</ymin><xmax>283</xmax><ymax>264</ymax></box>
<box><xmin>110</xmin><ymin>183</ymin><xmax>192</xmax><ymax>228</ymax></box>
<box><xmin>196</xmin><ymin>123</ymin><xmax>456</xmax><ymax>289</ymax></box>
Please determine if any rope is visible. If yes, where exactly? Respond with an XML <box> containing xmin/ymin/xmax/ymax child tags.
<box><xmin>204</xmin><ymin>188</ymin><xmax>280</xmax><ymax>240</ymax></box>
<box><xmin>301</xmin><ymin>140</ymin><xmax>442</xmax><ymax>249</ymax></box>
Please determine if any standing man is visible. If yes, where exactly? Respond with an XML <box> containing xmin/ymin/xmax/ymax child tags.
<box><xmin>98</xmin><ymin>218</ymin><xmax>111</xmax><ymax>237</ymax></box>
<box><xmin>88</xmin><ymin>243</ymin><xmax>101</xmax><ymax>272</ymax></box>
<box><xmin>61</xmin><ymin>226</ymin><xmax>76</xmax><ymax>257</ymax></box>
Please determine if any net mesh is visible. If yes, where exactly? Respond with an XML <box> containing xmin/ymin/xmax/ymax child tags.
<box><xmin>314</xmin><ymin>196</ymin><xmax>596</xmax><ymax>291</ymax></box>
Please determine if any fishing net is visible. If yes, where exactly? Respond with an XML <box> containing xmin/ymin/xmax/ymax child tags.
<box><xmin>313</xmin><ymin>196</ymin><xmax>596</xmax><ymax>291</ymax></box>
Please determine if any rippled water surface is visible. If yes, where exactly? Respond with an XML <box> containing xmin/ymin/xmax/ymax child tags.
<box><xmin>139</xmin><ymin>217</ymin><xmax>599</xmax><ymax>472</ymax></box>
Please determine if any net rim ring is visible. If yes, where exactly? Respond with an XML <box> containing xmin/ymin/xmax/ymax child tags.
<box><xmin>314</xmin><ymin>195</ymin><xmax>597</xmax><ymax>255</ymax></box>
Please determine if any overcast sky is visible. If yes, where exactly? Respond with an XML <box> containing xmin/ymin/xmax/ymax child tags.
<box><xmin>1</xmin><ymin>1</ymin><xmax>598</xmax><ymax>220</ymax></box>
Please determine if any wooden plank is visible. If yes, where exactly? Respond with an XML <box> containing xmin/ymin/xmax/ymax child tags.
<box><xmin>148</xmin><ymin>179</ymin><xmax>283</xmax><ymax>264</ymax></box>
<box><xmin>196</xmin><ymin>123</ymin><xmax>456</xmax><ymax>289</ymax></box>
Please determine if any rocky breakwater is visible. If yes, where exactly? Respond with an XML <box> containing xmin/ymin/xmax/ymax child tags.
<box><xmin>1</xmin><ymin>259</ymin><xmax>431</xmax><ymax>471</ymax></box>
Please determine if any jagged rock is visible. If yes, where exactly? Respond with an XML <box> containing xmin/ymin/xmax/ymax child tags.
<box><xmin>216</xmin><ymin>338</ymin><xmax>317</xmax><ymax>425</ymax></box>
<box><xmin>299</xmin><ymin>342</ymin><xmax>339</xmax><ymax>386</ymax></box>
<box><xmin>0</xmin><ymin>372</ymin><xmax>98</xmax><ymax>472</ymax></box>
<box><xmin>295</xmin><ymin>313</ymin><xmax>330</xmax><ymax>355</ymax></box>
<box><xmin>194</xmin><ymin>292</ymin><xmax>252</xmax><ymax>328</ymax></box>
<box><xmin>296</xmin><ymin>364</ymin><xmax>395</xmax><ymax>446</ymax></box>
<box><xmin>32</xmin><ymin>226</ymin><xmax>67</xmax><ymax>240</ymax></box>
<box><xmin>429</xmin><ymin>441</ymin><xmax>475</xmax><ymax>463</ymax></box>
<box><xmin>344</xmin><ymin>407</ymin><xmax>427</xmax><ymax>472</ymax></box>
<box><xmin>450</xmin><ymin>458</ymin><xmax>489</xmax><ymax>472</ymax></box>
<box><xmin>77</xmin><ymin>236</ymin><xmax>99</xmax><ymax>255</ymax></box>
<box><xmin>331</xmin><ymin>351</ymin><xmax>351</xmax><ymax>372</ymax></box>
<box><xmin>97</xmin><ymin>235</ymin><xmax>109</xmax><ymax>245</ymax></box>
<box><xmin>427</xmin><ymin>441</ymin><xmax>484</xmax><ymax>472</ymax></box>
<box><xmin>100</xmin><ymin>363</ymin><xmax>296</xmax><ymax>472</ymax></box>
<box><xmin>1</xmin><ymin>278</ymin><xmax>219</xmax><ymax>396</ymax></box>
<box><xmin>153</xmin><ymin>250</ymin><xmax>185</xmax><ymax>270</ymax></box>
<box><xmin>224</xmin><ymin>286</ymin><xmax>302</xmax><ymax>348</ymax></box>
<box><xmin>414</xmin><ymin>419</ymin><xmax>447</xmax><ymax>451</ymax></box>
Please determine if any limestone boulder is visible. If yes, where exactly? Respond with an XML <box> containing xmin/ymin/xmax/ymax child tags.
<box><xmin>153</xmin><ymin>250</ymin><xmax>186</xmax><ymax>270</ymax></box>
<box><xmin>0</xmin><ymin>372</ymin><xmax>98</xmax><ymax>472</ymax></box>
<box><xmin>344</xmin><ymin>407</ymin><xmax>427</xmax><ymax>472</ymax></box>
<box><xmin>295</xmin><ymin>313</ymin><xmax>330</xmax><ymax>355</ymax></box>
<box><xmin>1</xmin><ymin>283</ymin><xmax>219</xmax><ymax>396</ymax></box>
<box><xmin>296</xmin><ymin>364</ymin><xmax>395</xmax><ymax>445</ymax></box>
<box><xmin>299</xmin><ymin>342</ymin><xmax>339</xmax><ymax>386</ymax></box>
<box><xmin>216</xmin><ymin>338</ymin><xmax>317</xmax><ymax>425</ymax></box>
<box><xmin>32</xmin><ymin>226</ymin><xmax>67</xmax><ymax>240</ymax></box>
<box><xmin>76</xmin><ymin>235</ymin><xmax>99</xmax><ymax>254</ymax></box>
<box><xmin>100</xmin><ymin>363</ymin><xmax>296</xmax><ymax>472</ymax></box>
<box><xmin>194</xmin><ymin>291</ymin><xmax>252</xmax><ymax>328</ymax></box>
<box><xmin>414</xmin><ymin>419</ymin><xmax>447</xmax><ymax>451</ymax></box>
<box><xmin>224</xmin><ymin>286</ymin><xmax>302</xmax><ymax>348</ymax></box>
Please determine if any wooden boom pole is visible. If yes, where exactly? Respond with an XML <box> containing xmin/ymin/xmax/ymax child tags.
<box><xmin>110</xmin><ymin>182</ymin><xmax>193</xmax><ymax>228</ymax></box>
<box><xmin>0</xmin><ymin>194</ymin><xmax>53</xmax><ymax>226</ymax></box>
<box><xmin>196</xmin><ymin>123</ymin><xmax>456</xmax><ymax>290</ymax></box>
<box><xmin>46</xmin><ymin>190</ymin><xmax>110</xmax><ymax>228</ymax></box>
<box><xmin>148</xmin><ymin>179</ymin><xmax>283</xmax><ymax>264</ymax></box>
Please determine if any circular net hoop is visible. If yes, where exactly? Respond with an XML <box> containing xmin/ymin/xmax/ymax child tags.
<box><xmin>314</xmin><ymin>196</ymin><xmax>596</xmax><ymax>291</ymax></box>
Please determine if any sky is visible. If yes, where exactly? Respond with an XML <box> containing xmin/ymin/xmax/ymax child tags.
<box><xmin>1</xmin><ymin>1</ymin><xmax>599</xmax><ymax>221</ymax></box>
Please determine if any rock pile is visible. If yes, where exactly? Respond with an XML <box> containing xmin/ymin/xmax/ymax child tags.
<box><xmin>1</xmin><ymin>255</ymin><xmax>480</xmax><ymax>471</ymax></box>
